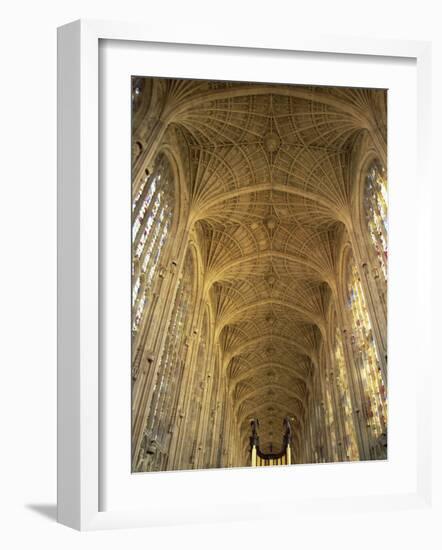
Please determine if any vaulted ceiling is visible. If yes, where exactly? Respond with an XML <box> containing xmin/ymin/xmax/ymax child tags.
<box><xmin>136</xmin><ymin>78</ymin><xmax>386</xmax><ymax>457</ymax></box>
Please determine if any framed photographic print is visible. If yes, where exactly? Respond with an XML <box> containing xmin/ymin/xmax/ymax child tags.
<box><xmin>129</xmin><ymin>75</ymin><xmax>388</xmax><ymax>474</ymax></box>
<box><xmin>57</xmin><ymin>19</ymin><xmax>433</xmax><ymax>530</ymax></box>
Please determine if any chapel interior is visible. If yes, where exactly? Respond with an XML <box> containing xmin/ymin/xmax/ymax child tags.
<box><xmin>131</xmin><ymin>77</ymin><xmax>388</xmax><ymax>472</ymax></box>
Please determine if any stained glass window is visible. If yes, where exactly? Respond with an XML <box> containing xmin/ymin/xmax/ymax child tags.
<box><xmin>131</xmin><ymin>156</ymin><xmax>175</xmax><ymax>334</ymax></box>
<box><xmin>141</xmin><ymin>251</ymin><xmax>195</xmax><ymax>471</ymax></box>
<box><xmin>333</xmin><ymin>326</ymin><xmax>359</xmax><ymax>461</ymax></box>
<box><xmin>186</xmin><ymin>313</ymin><xmax>210</xmax><ymax>466</ymax></box>
<box><xmin>346</xmin><ymin>260</ymin><xmax>387</xmax><ymax>450</ymax></box>
<box><xmin>364</xmin><ymin>161</ymin><xmax>388</xmax><ymax>281</ymax></box>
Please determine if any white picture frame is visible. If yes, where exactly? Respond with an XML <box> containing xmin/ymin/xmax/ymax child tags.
<box><xmin>57</xmin><ymin>19</ymin><xmax>434</xmax><ymax>531</ymax></box>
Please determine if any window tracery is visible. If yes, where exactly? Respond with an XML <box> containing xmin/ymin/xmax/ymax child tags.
<box><xmin>346</xmin><ymin>261</ymin><xmax>387</xmax><ymax>450</ymax></box>
<box><xmin>333</xmin><ymin>326</ymin><xmax>359</xmax><ymax>461</ymax></box>
<box><xmin>131</xmin><ymin>156</ymin><xmax>175</xmax><ymax>334</ymax></box>
<box><xmin>186</xmin><ymin>312</ymin><xmax>210</xmax><ymax>466</ymax></box>
<box><xmin>140</xmin><ymin>251</ymin><xmax>195</xmax><ymax>471</ymax></box>
<box><xmin>364</xmin><ymin>161</ymin><xmax>388</xmax><ymax>281</ymax></box>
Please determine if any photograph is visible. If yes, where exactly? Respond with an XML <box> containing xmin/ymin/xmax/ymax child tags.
<box><xmin>130</xmin><ymin>78</ymin><xmax>388</xmax><ymax>473</ymax></box>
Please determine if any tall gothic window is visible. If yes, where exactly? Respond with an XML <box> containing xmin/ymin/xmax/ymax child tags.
<box><xmin>364</xmin><ymin>161</ymin><xmax>388</xmax><ymax>281</ymax></box>
<box><xmin>333</xmin><ymin>326</ymin><xmax>359</xmax><ymax>461</ymax></box>
<box><xmin>131</xmin><ymin>155</ymin><xmax>175</xmax><ymax>335</ymax></box>
<box><xmin>323</xmin><ymin>363</ymin><xmax>339</xmax><ymax>462</ymax></box>
<box><xmin>186</xmin><ymin>312</ymin><xmax>210</xmax><ymax>467</ymax></box>
<box><xmin>141</xmin><ymin>250</ymin><xmax>195</xmax><ymax>471</ymax></box>
<box><xmin>346</xmin><ymin>261</ymin><xmax>387</xmax><ymax>447</ymax></box>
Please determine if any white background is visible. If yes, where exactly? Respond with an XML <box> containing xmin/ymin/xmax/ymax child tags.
<box><xmin>1</xmin><ymin>1</ymin><xmax>441</xmax><ymax>548</ymax></box>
